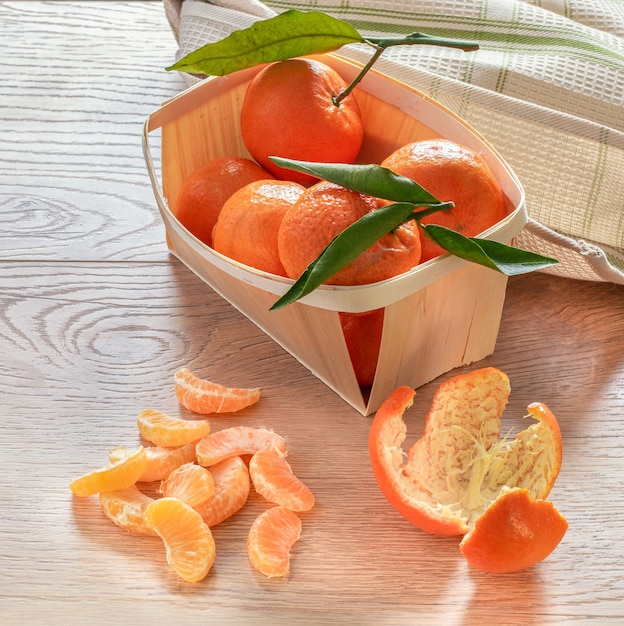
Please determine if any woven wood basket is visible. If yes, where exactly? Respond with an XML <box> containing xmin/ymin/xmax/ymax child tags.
<box><xmin>143</xmin><ymin>54</ymin><xmax>526</xmax><ymax>415</ymax></box>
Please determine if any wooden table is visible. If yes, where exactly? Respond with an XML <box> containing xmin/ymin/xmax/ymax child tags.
<box><xmin>2</xmin><ymin>2</ymin><xmax>623</xmax><ymax>624</ymax></box>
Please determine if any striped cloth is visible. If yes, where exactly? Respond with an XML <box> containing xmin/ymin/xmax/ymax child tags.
<box><xmin>164</xmin><ymin>0</ymin><xmax>624</xmax><ymax>284</ymax></box>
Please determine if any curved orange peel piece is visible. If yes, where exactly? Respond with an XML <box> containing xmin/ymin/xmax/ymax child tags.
<box><xmin>459</xmin><ymin>487</ymin><xmax>568</xmax><ymax>573</ymax></box>
<box><xmin>369</xmin><ymin>367</ymin><xmax>566</xmax><ymax>570</ymax></box>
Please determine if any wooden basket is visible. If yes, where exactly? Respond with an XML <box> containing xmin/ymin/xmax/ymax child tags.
<box><xmin>143</xmin><ymin>54</ymin><xmax>527</xmax><ymax>415</ymax></box>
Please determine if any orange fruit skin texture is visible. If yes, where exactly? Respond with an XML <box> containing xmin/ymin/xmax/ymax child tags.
<box><xmin>368</xmin><ymin>367</ymin><xmax>566</xmax><ymax>571</ymax></box>
<box><xmin>339</xmin><ymin>308</ymin><xmax>385</xmax><ymax>388</ymax></box>
<box><xmin>381</xmin><ymin>139</ymin><xmax>508</xmax><ymax>262</ymax></box>
<box><xmin>174</xmin><ymin>368</ymin><xmax>261</xmax><ymax>415</ymax></box>
<box><xmin>212</xmin><ymin>180</ymin><xmax>305</xmax><ymax>276</ymax></box>
<box><xmin>459</xmin><ymin>488</ymin><xmax>569</xmax><ymax>573</ymax></box>
<box><xmin>249</xmin><ymin>447</ymin><xmax>315</xmax><ymax>512</ymax></box>
<box><xmin>240</xmin><ymin>58</ymin><xmax>364</xmax><ymax>185</ymax></box>
<box><xmin>247</xmin><ymin>505</ymin><xmax>302</xmax><ymax>578</ymax></box>
<box><xmin>278</xmin><ymin>181</ymin><xmax>421</xmax><ymax>285</ymax></box>
<box><xmin>173</xmin><ymin>156</ymin><xmax>273</xmax><ymax>247</ymax></box>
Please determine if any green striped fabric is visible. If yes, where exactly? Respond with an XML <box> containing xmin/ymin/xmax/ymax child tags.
<box><xmin>168</xmin><ymin>0</ymin><xmax>624</xmax><ymax>282</ymax></box>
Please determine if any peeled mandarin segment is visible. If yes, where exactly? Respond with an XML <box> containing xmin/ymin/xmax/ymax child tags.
<box><xmin>70</xmin><ymin>446</ymin><xmax>148</xmax><ymax>497</ymax></box>
<box><xmin>459</xmin><ymin>488</ymin><xmax>568</xmax><ymax>573</ymax></box>
<box><xmin>109</xmin><ymin>441</ymin><xmax>198</xmax><ymax>483</ymax></box>
<box><xmin>160</xmin><ymin>462</ymin><xmax>215</xmax><ymax>508</ymax></box>
<box><xmin>196</xmin><ymin>426</ymin><xmax>286</xmax><ymax>467</ymax></box>
<box><xmin>247</xmin><ymin>506</ymin><xmax>302</xmax><ymax>578</ymax></box>
<box><xmin>99</xmin><ymin>485</ymin><xmax>157</xmax><ymax>536</ymax></box>
<box><xmin>145</xmin><ymin>497</ymin><xmax>216</xmax><ymax>583</ymax></box>
<box><xmin>249</xmin><ymin>448</ymin><xmax>315</xmax><ymax>512</ymax></box>
<box><xmin>137</xmin><ymin>409</ymin><xmax>210</xmax><ymax>448</ymax></box>
<box><xmin>174</xmin><ymin>368</ymin><xmax>261</xmax><ymax>415</ymax></box>
<box><xmin>369</xmin><ymin>368</ymin><xmax>563</xmax><ymax>536</ymax></box>
<box><xmin>194</xmin><ymin>456</ymin><xmax>251</xmax><ymax>527</ymax></box>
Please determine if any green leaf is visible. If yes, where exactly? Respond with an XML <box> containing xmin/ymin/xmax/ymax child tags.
<box><xmin>270</xmin><ymin>203</ymin><xmax>418</xmax><ymax>310</ymax></box>
<box><xmin>269</xmin><ymin>158</ymin><xmax>445</xmax><ymax>206</ymax></box>
<box><xmin>167</xmin><ymin>10</ymin><xmax>363</xmax><ymax>76</ymax></box>
<box><xmin>421</xmin><ymin>224</ymin><xmax>559</xmax><ymax>275</ymax></box>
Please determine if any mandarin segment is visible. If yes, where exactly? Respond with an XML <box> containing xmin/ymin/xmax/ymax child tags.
<box><xmin>137</xmin><ymin>409</ymin><xmax>211</xmax><ymax>448</ymax></box>
<box><xmin>160</xmin><ymin>462</ymin><xmax>215</xmax><ymax>508</ymax></box>
<box><xmin>108</xmin><ymin>441</ymin><xmax>198</xmax><ymax>482</ymax></box>
<box><xmin>174</xmin><ymin>368</ymin><xmax>261</xmax><ymax>415</ymax></box>
<box><xmin>145</xmin><ymin>497</ymin><xmax>216</xmax><ymax>583</ymax></box>
<box><xmin>459</xmin><ymin>488</ymin><xmax>568</xmax><ymax>573</ymax></box>
<box><xmin>249</xmin><ymin>448</ymin><xmax>315</xmax><ymax>512</ymax></box>
<box><xmin>70</xmin><ymin>446</ymin><xmax>148</xmax><ymax>497</ymax></box>
<box><xmin>196</xmin><ymin>426</ymin><xmax>286</xmax><ymax>467</ymax></box>
<box><xmin>247</xmin><ymin>506</ymin><xmax>302</xmax><ymax>578</ymax></box>
<box><xmin>99</xmin><ymin>485</ymin><xmax>157</xmax><ymax>536</ymax></box>
<box><xmin>194</xmin><ymin>456</ymin><xmax>251</xmax><ymax>527</ymax></box>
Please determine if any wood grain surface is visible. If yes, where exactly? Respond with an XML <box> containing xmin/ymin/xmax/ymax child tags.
<box><xmin>1</xmin><ymin>2</ymin><xmax>623</xmax><ymax>625</ymax></box>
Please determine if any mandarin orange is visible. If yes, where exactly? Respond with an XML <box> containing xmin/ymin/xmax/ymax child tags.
<box><xmin>212</xmin><ymin>179</ymin><xmax>305</xmax><ymax>276</ymax></box>
<box><xmin>277</xmin><ymin>181</ymin><xmax>421</xmax><ymax>284</ymax></box>
<box><xmin>339</xmin><ymin>308</ymin><xmax>384</xmax><ymax>388</ymax></box>
<box><xmin>381</xmin><ymin>139</ymin><xmax>508</xmax><ymax>262</ymax></box>
<box><xmin>173</xmin><ymin>156</ymin><xmax>272</xmax><ymax>246</ymax></box>
<box><xmin>240</xmin><ymin>58</ymin><xmax>364</xmax><ymax>185</ymax></box>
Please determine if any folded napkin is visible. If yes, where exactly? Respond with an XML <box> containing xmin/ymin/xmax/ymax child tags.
<box><xmin>163</xmin><ymin>0</ymin><xmax>624</xmax><ymax>284</ymax></box>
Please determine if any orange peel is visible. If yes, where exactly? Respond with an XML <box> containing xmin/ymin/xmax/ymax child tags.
<box><xmin>369</xmin><ymin>367</ymin><xmax>567</xmax><ymax>572</ymax></box>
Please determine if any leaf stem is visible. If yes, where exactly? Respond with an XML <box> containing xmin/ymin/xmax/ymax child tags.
<box><xmin>333</xmin><ymin>33</ymin><xmax>479</xmax><ymax>107</ymax></box>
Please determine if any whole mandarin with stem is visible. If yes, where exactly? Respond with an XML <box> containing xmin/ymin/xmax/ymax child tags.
<box><xmin>277</xmin><ymin>181</ymin><xmax>421</xmax><ymax>285</ymax></box>
<box><xmin>240</xmin><ymin>58</ymin><xmax>364</xmax><ymax>185</ymax></box>
<box><xmin>212</xmin><ymin>179</ymin><xmax>305</xmax><ymax>276</ymax></box>
<box><xmin>381</xmin><ymin>139</ymin><xmax>508</xmax><ymax>262</ymax></box>
<box><xmin>173</xmin><ymin>156</ymin><xmax>273</xmax><ymax>246</ymax></box>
